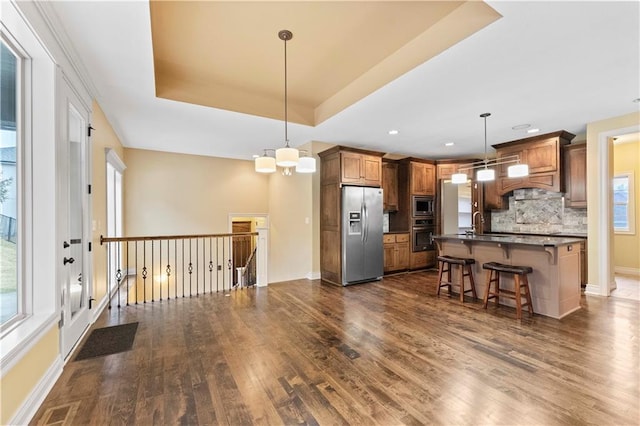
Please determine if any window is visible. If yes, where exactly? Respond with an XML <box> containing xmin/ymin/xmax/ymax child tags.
<box><xmin>613</xmin><ymin>172</ymin><xmax>635</xmax><ymax>234</ymax></box>
<box><xmin>0</xmin><ymin>40</ymin><xmax>20</xmax><ymax>328</ymax></box>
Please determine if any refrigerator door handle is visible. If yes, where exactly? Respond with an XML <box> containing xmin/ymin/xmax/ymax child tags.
<box><xmin>361</xmin><ymin>202</ymin><xmax>366</xmax><ymax>242</ymax></box>
<box><xmin>364</xmin><ymin>202</ymin><xmax>369</xmax><ymax>242</ymax></box>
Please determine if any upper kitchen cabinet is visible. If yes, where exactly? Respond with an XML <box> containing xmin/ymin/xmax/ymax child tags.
<box><xmin>319</xmin><ymin>146</ymin><xmax>383</xmax><ymax>187</ymax></box>
<box><xmin>492</xmin><ymin>130</ymin><xmax>575</xmax><ymax>195</ymax></box>
<box><xmin>406</xmin><ymin>159</ymin><xmax>436</xmax><ymax>195</ymax></box>
<box><xmin>382</xmin><ymin>160</ymin><xmax>399</xmax><ymax>211</ymax></box>
<box><xmin>564</xmin><ymin>143</ymin><xmax>587</xmax><ymax>208</ymax></box>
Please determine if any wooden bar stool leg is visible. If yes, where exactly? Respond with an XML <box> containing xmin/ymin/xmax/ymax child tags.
<box><xmin>459</xmin><ymin>265</ymin><xmax>465</xmax><ymax>302</ymax></box>
<box><xmin>483</xmin><ymin>270</ymin><xmax>492</xmax><ymax>308</ymax></box>
<box><xmin>436</xmin><ymin>260</ymin><xmax>444</xmax><ymax>296</ymax></box>
<box><xmin>446</xmin><ymin>263</ymin><xmax>452</xmax><ymax>295</ymax></box>
<box><xmin>523</xmin><ymin>275</ymin><xmax>533</xmax><ymax>316</ymax></box>
<box><xmin>514</xmin><ymin>274</ymin><xmax>523</xmax><ymax>320</ymax></box>
<box><xmin>467</xmin><ymin>265</ymin><xmax>477</xmax><ymax>300</ymax></box>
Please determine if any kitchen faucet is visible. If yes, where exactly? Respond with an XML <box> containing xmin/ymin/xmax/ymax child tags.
<box><xmin>470</xmin><ymin>211</ymin><xmax>485</xmax><ymax>235</ymax></box>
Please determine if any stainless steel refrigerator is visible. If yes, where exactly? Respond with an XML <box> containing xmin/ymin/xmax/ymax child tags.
<box><xmin>342</xmin><ymin>186</ymin><xmax>384</xmax><ymax>285</ymax></box>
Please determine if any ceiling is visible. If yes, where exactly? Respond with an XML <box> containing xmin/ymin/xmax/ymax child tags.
<box><xmin>48</xmin><ymin>1</ymin><xmax>639</xmax><ymax>161</ymax></box>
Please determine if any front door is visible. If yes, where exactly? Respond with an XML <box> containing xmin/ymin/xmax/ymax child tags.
<box><xmin>58</xmin><ymin>75</ymin><xmax>91</xmax><ymax>358</ymax></box>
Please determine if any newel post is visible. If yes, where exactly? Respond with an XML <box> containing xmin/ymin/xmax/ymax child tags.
<box><xmin>257</xmin><ymin>227</ymin><xmax>269</xmax><ymax>287</ymax></box>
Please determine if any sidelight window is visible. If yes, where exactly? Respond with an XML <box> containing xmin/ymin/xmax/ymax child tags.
<box><xmin>613</xmin><ymin>172</ymin><xmax>635</xmax><ymax>234</ymax></box>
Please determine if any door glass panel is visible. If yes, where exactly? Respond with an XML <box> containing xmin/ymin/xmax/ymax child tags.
<box><xmin>0</xmin><ymin>41</ymin><xmax>19</xmax><ymax>325</ymax></box>
<box><xmin>68</xmin><ymin>104</ymin><xmax>85</xmax><ymax>317</ymax></box>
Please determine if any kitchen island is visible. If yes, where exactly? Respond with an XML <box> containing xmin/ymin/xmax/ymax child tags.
<box><xmin>432</xmin><ymin>234</ymin><xmax>584</xmax><ymax>319</ymax></box>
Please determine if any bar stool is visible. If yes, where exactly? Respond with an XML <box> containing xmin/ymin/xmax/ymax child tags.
<box><xmin>482</xmin><ymin>262</ymin><xmax>534</xmax><ymax>319</ymax></box>
<box><xmin>436</xmin><ymin>255</ymin><xmax>477</xmax><ymax>302</ymax></box>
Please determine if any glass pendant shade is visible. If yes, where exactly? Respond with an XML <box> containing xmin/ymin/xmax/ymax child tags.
<box><xmin>508</xmin><ymin>163</ymin><xmax>529</xmax><ymax>178</ymax></box>
<box><xmin>476</xmin><ymin>168</ymin><xmax>495</xmax><ymax>182</ymax></box>
<box><xmin>451</xmin><ymin>172</ymin><xmax>468</xmax><ymax>184</ymax></box>
<box><xmin>255</xmin><ymin>156</ymin><xmax>276</xmax><ymax>173</ymax></box>
<box><xmin>296</xmin><ymin>156</ymin><xmax>316</xmax><ymax>173</ymax></box>
<box><xmin>275</xmin><ymin>146</ymin><xmax>299</xmax><ymax>167</ymax></box>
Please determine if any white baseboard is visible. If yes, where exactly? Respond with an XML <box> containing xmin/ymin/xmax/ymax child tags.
<box><xmin>92</xmin><ymin>293</ymin><xmax>110</xmax><ymax>322</ymax></box>
<box><xmin>306</xmin><ymin>271</ymin><xmax>321</xmax><ymax>280</ymax></box>
<box><xmin>615</xmin><ymin>266</ymin><xmax>640</xmax><ymax>277</ymax></box>
<box><xmin>9</xmin><ymin>355</ymin><xmax>63</xmax><ymax>425</ymax></box>
<box><xmin>584</xmin><ymin>283</ymin><xmax>603</xmax><ymax>296</ymax></box>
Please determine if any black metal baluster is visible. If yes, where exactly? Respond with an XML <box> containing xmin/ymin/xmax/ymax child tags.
<box><xmin>135</xmin><ymin>241</ymin><xmax>138</xmax><ymax>304</ymax></box>
<box><xmin>216</xmin><ymin>238</ymin><xmax>219</xmax><ymax>292</ymax></box>
<box><xmin>142</xmin><ymin>241</ymin><xmax>147</xmax><ymax>303</ymax></box>
<box><xmin>202</xmin><ymin>238</ymin><xmax>206</xmax><ymax>295</ymax></box>
<box><xmin>188</xmin><ymin>239</ymin><xmax>193</xmax><ymax>297</ymax></box>
<box><xmin>126</xmin><ymin>241</ymin><xmax>130</xmax><ymax>306</ymax></box>
<box><xmin>107</xmin><ymin>242</ymin><xmax>112</xmax><ymax>309</ymax></box>
<box><xmin>166</xmin><ymin>239</ymin><xmax>171</xmax><ymax>300</ymax></box>
<box><xmin>116</xmin><ymin>242</ymin><xmax>122</xmax><ymax>308</ymax></box>
<box><xmin>174</xmin><ymin>240</ymin><xmax>178</xmax><ymax>299</ymax></box>
<box><xmin>151</xmin><ymin>240</ymin><xmax>155</xmax><ymax>302</ymax></box>
<box><xmin>159</xmin><ymin>239</ymin><xmax>162</xmax><ymax>301</ymax></box>
<box><xmin>209</xmin><ymin>237</ymin><xmax>213</xmax><ymax>294</ymax></box>
<box><xmin>182</xmin><ymin>239</ymin><xmax>185</xmax><ymax>298</ymax></box>
<box><xmin>195</xmin><ymin>238</ymin><xmax>199</xmax><ymax>297</ymax></box>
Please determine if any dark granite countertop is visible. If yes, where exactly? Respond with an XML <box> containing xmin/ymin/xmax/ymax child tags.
<box><xmin>486</xmin><ymin>231</ymin><xmax>587</xmax><ymax>239</ymax></box>
<box><xmin>433</xmin><ymin>234</ymin><xmax>585</xmax><ymax>247</ymax></box>
<box><xmin>384</xmin><ymin>230</ymin><xmax>410</xmax><ymax>235</ymax></box>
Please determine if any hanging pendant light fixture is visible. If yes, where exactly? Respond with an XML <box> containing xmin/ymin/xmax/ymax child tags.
<box><xmin>255</xmin><ymin>30</ymin><xmax>316</xmax><ymax>175</ymax></box>
<box><xmin>451</xmin><ymin>112</ymin><xmax>529</xmax><ymax>184</ymax></box>
<box><xmin>476</xmin><ymin>112</ymin><xmax>495</xmax><ymax>182</ymax></box>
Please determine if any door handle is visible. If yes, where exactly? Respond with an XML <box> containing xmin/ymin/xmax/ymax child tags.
<box><xmin>63</xmin><ymin>257</ymin><xmax>75</xmax><ymax>265</ymax></box>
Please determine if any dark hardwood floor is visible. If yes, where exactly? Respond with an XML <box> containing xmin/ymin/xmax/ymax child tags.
<box><xmin>32</xmin><ymin>271</ymin><xmax>639</xmax><ymax>425</ymax></box>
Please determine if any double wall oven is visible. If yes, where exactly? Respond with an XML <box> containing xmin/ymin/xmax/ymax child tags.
<box><xmin>411</xmin><ymin>196</ymin><xmax>435</xmax><ymax>252</ymax></box>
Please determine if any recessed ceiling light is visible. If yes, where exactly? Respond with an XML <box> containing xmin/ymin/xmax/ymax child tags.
<box><xmin>527</xmin><ymin>128</ymin><xmax>540</xmax><ymax>134</ymax></box>
<box><xmin>252</xmin><ymin>154</ymin><xmax>259</xmax><ymax>158</ymax></box>
<box><xmin>512</xmin><ymin>124</ymin><xmax>531</xmax><ymax>130</ymax></box>
<box><xmin>388</xmin><ymin>130</ymin><xmax>399</xmax><ymax>135</ymax></box>
<box><xmin>445</xmin><ymin>142</ymin><xmax>455</xmax><ymax>147</ymax></box>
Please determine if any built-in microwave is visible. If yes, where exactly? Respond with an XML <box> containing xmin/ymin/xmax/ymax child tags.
<box><xmin>412</xmin><ymin>195</ymin><xmax>435</xmax><ymax>217</ymax></box>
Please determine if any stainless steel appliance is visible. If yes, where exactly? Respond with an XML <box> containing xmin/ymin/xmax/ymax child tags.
<box><xmin>412</xmin><ymin>217</ymin><xmax>435</xmax><ymax>252</ymax></box>
<box><xmin>342</xmin><ymin>186</ymin><xmax>384</xmax><ymax>285</ymax></box>
<box><xmin>412</xmin><ymin>195</ymin><xmax>435</xmax><ymax>217</ymax></box>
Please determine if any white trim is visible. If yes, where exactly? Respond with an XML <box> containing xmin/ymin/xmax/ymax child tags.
<box><xmin>306</xmin><ymin>271</ymin><xmax>321</xmax><ymax>280</ymax></box>
<box><xmin>8</xmin><ymin>354</ymin><xmax>64</xmax><ymax>426</ymax></box>
<box><xmin>594</xmin><ymin>124</ymin><xmax>640</xmax><ymax>297</ymax></box>
<box><xmin>615</xmin><ymin>266</ymin><xmax>640</xmax><ymax>277</ymax></box>
<box><xmin>0</xmin><ymin>316</ymin><xmax>58</xmax><ymax>377</ymax></box>
<box><xmin>105</xmin><ymin>148</ymin><xmax>126</xmax><ymax>174</ymax></box>
<box><xmin>584</xmin><ymin>283</ymin><xmax>601</xmax><ymax>296</ymax></box>
<box><xmin>92</xmin><ymin>294</ymin><xmax>110</xmax><ymax>323</ymax></box>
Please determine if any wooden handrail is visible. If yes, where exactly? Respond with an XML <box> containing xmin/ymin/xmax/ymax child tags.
<box><xmin>100</xmin><ymin>232</ymin><xmax>258</xmax><ymax>245</ymax></box>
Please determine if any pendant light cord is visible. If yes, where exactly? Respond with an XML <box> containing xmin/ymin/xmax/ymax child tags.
<box><xmin>283</xmin><ymin>33</ymin><xmax>289</xmax><ymax>147</ymax></box>
<box><xmin>480</xmin><ymin>112</ymin><xmax>491</xmax><ymax>167</ymax></box>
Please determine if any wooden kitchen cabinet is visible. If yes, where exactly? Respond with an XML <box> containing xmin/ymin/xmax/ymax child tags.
<box><xmin>436</xmin><ymin>163</ymin><xmax>458</xmax><ymax>181</ymax></box>
<box><xmin>383</xmin><ymin>233</ymin><xmax>410</xmax><ymax>273</ymax></box>
<box><xmin>382</xmin><ymin>161</ymin><xmax>399</xmax><ymax>211</ymax></box>
<box><xmin>492</xmin><ymin>131</ymin><xmax>575</xmax><ymax>195</ymax></box>
<box><xmin>409</xmin><ymin>160</ymin><xmax>436</xmax><ymax>195</ymax></box>
<box><xmin>564</xmin><ymin>143</ymin><xmax>587</xmax><ymax>208</ymax></box>
<box><xmin>482</xmin><ymin>179</ymin><xmax>506</xmax><ymax>210</ymax></box>
<box><xmin>409</xmin><ymin>250</ymin><xmax>435</xmax><ymax>270</ymax></box>
<box><xmin>340</xmin><ymin>151</ymin><xmax>382</xmax><ymax>186</ymax></box>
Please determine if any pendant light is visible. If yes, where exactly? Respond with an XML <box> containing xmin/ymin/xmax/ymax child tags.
<box><xmin>475</xmin><ymin>112</ymin><xmax>495</xmax><ymax>182</ymax></box>
<box><xmin>254</xmin><ymin>30</ymin><xmax>316</xmax><ymax>175</ymax></box>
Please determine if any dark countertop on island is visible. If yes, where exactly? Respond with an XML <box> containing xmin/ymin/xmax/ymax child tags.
<box><xmin>433</xmin><ymin>234</ymin><xmax>585</xmax><ymax>247</ymax></box>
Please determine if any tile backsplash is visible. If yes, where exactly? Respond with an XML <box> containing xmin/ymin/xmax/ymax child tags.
<box><xmin>491</xmin><ymin>189</ymin><xmax>587</xmax><ymax>235</ymax></box>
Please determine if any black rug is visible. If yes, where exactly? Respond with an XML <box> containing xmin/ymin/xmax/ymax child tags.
<box><xmin>74</xmin><ymin>322</ymin><xmax>139</xmax><ymax>361</ymax></box>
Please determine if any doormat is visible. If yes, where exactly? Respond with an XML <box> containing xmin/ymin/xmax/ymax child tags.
<box><xmin>74</xmin><ymin>322</ymin><xmax>139</xmax><ymax>361</ymax></box>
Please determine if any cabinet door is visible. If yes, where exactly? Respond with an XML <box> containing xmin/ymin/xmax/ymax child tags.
<box><xmin>526</xmin><ymin>137</ymin><xmax>558</xmax><ymax>174</ymax></box>
<box><xmin>383</xmin><ymin>243</ymin><xmax>396</xmax><ymax>272</ymax></box>
<box><xmin>362</xmin><ymin>155</ymin><xmax>382</xmax><ymax>186</ymax></box>
<box><xmin>411</xmin><ymin>162</ymin><xmax>434</xmax><ymax>195</ymax></box>
<box><xmin>437</xmin><ymin>163</ymin><xmax>458</xmax><ymax>180</ymax></box>
<box><xmin>396</xmin><ymin>242</ymin><xmax>410</xmax><ymax>269</ymax></box>
<box><xmin>483</xmin><ymin>179</ymin><xmax>505</xmax><ymax>210</ymax></box>
<box><xmin>564</xmin><ymin>145</ymin><xmax>587</xmax><ymax>208</ymax></box>
<box><xmin>382</xmin><ymin>162</ymin><xmax>398</xmax><ymax>211</ymax></box>
<box><xmin>341</xmin><ymin>152</ymin><xmax>363</xmax><ymax>183</ymax></box>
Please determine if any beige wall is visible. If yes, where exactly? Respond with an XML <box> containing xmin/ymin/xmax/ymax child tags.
<box><xmin>586</xmin><ymin>111</ymin><xmax>640</xmax><ymax>290</ymax></box>
<box><xmin>91</xmin><ymin>101</ymin><xmax>126</xmax><ymax>302</ymax></box>
<box><xmin>123</xmin><ymin>148</ymin><xmax>269</xmax><ymax>235</ymax></box>
<box><xmin>0</xmin><ymin>326</ymin><xmax>59</xmax><ymax>424</ymax></box>
<box><xmin>613</xmin><ymin>140</ymin><xmax>640</xmax><ymax>272</ymax></box>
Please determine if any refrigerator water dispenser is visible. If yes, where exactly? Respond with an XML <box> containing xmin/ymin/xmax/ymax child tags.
<box><xmin>348</xmin><ymin>211</ymin><xmax>362</xmax><ymax>235</ymax></box>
